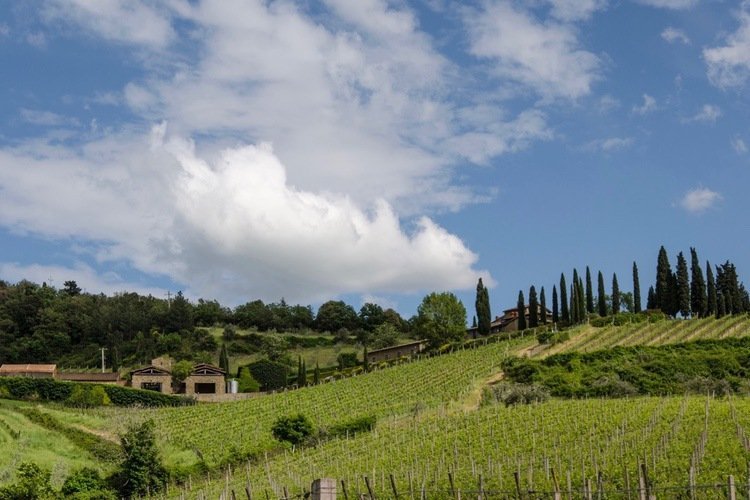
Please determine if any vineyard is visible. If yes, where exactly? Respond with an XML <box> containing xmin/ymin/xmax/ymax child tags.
<box><xmin>536</xmin><ymin>314</ymin><xmax>750</xmax><ymax>358</ymax></box>
<box><xmin>191</xmin><ymin>395</ymin><xmax>750</xmax><ymax>499</ymax></box>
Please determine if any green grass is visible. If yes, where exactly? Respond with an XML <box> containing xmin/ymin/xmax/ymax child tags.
<box><xmin>0</xmin><ymin>400</ymin><xmax>108</xmax><ymax>488</ymax></box>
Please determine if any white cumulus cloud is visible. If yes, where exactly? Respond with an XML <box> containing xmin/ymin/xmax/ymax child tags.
<box><xmin>679</xmin><ymin>187</ymin><xmax>723</xmax><ymax>213</ymax></box>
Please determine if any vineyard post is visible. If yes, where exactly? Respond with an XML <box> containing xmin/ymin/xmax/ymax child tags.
<box><xmin>478</xmin><ymin>472</ymin><xmax>485</xmax><ymax>500</ymax></box>
<box><xmin>340</xmin><ymin>479</ymin><xmax>349</xmax><ymax>500</ymax></box>
<box><xmin>513</xmin><ymin>470</ymin><xmax>522</xmax><ymax>499</ymax></box>
<box><xmin>390</xmin><ymin>473</ymin><xmax>399</xmax><ymax>498</ymax></box>
<box><xmin>448</xmin><ymin>471</ymin><xmax>457</xmax><ymax>499</ymax></box>
<box><xmin>729</xmin><ymin>475</ymin><xmax>737</xmax><ymax>500</ymax></box>
<box><xmin>566</xmin><ymin>470</ymin><xmax>572</xmax><ymax>500</ymax></box>
<box><xmin>689</xmin><ymin>466</ymin><xmax>696</xmax><ymax>500</ymax></box>
<box><xmin>638</xmin><ymin>472</ymin><xmax>646</xmax><ymax>500</ymax></box>
<box><xmin>585</xmin><ymin>478</ymin><xmax>592</xmax><ymax>500</ymax></box>
<box><xmin>245</xmin><ymin>485</ymin><xmax>252</xmax><ymax>500</ymax></box>
<box><xmin>364</xmin><ymin>475</ymin><xmax>375</xmax><ymax>499</ymax></box>
<box><xmin>283</xmin><ymin>485</ymin><xmax>290</xmax><ymax>499</ymax></box>
<box><xmin>551</xmin><ymin>468</ymin><xmax>561</xmax><ymax>500</ymax></box>
<box><xmin>625</xmin><ymin>467</ymin><xmax>631</xmax><ymax>500</ymax></box>
<box><xmin>596</xmin><ymin>471</ymin><xmax>603</xmax><ymax>500</ymax></box>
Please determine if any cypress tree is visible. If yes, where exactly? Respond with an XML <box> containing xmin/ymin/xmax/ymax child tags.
<box><xmin>363</xmin><ymin>347</ymin><xmax>369</xmax><ymax>373</ymax></box>
<box><xmin>740</xmin><ymin>284</ymin><xmax>750</xmax><ymax>313</ymax></box>
<box><xmin>570</xmin><ymin>284</ymin><xmax>577</xmax><ymax>324</ymax></box>
<box><xmin>528</xmin><ymin>286</ymin><xmax>539</xmax><ymax>328</ymax></box>
<box><xmin>297</xmin><ymin>356</ymin><xmax>305</xmax><ymax>387</ymax></box>
<box><xmin>577</xmin><ymin>277</ymin><xmax>586</xmax><ymax>322</ymax></box>
<box><xmin>612</xmin><ymin>273</ymin><xmax>620</xmax><ymax>315</ymax></box>
<box><xmin>666</xmin><ymin>272</ymin><xmax>679</xmax><ymax>317</ymax></box>
<box><xmin>675</xmin><ymin>252</ymin><xmax>690</xmax><ymax>318</ymax></box>
<box><xmin>689</xmin><ymin>248</ymin><xmax>707</xmax><ymax>317</ymax></box>
<box><xmin>717</xmin><ymin>261</ymin><xmax>742</xmax><ymax>314</ymax></box>
<box><xmin>517</xmin><ymin>291</ymin><xmax>527</xmax><ymax>331</ymax></box>
<box><xmin>632</xmin><ymin>262</ymin><xmax>642</xmax><ymax>313</ymax></box>
<box><xmin>472</xmin><ymin>316</ymin><xmax>477</xmax><ymax>328</ymax></box>
<box><xmin>706</xmin><ymin>261</ymin><xmax>717</xmax><ymax>316</ymax></box>
<box><xmin>219</xmin><ymin>344</ymin><xmax>230</xmax><ymax>375</ymax></box>
<box><xmin>597</xmin><ymin>271</ymin><xmax>607</xmax><ymax>317</ymax></box>
<box><xmin>314</xmin><ymin>361</ymin><xmax>321</xmax><ymax>384</ymax></box>
<box><xmin>717</xmin><ymin>291</ymin><xmax>726</xmax><ymax>318</ymax></box>
<box><xmin>540</xmin><ymin>287</ymin><xmax>547</xmax><ymax>324</ymax></box>
<box><xmin>475</xmin><ymin>278</ymin><xmax>491</xmax><ymax>336</ymax></box>
<box><xmin>655</xmin><ymin>246</ymin><xmax>672</xmax><ymax>314</ymax></box>
<box><xmin>560</xmin><ymin>274</ymin><xmax>569</xmax><ymax>324</ymax></box>
<box><xmin>585</xmin><ymin>267</ymin><xmax>594</xmax><ymax>314</ymax></box>
<box><xmin>647</xmin><ymin>286</ymin><xmax>656</xmax><ymax>310</ymax></box>
<box><xmin>552</xmin><ymin>285</ymin><xmax>559</xmax><ymax>324</ymax></box>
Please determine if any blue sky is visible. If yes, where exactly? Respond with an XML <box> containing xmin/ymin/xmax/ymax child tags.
<box><xmin>0</xmin><ymin>0</ymin><xmax>748</xmax><ymax>319</ymax></box>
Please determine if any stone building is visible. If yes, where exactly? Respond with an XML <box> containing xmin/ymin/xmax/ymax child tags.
<box><xmin>130</xmin><ymin>365</ymin><xmax>173</xmax><ymax>394</ymax></box>
<box><xmin>184</xmin><ymin>364</ymin><xmax>226</xmax><ymax>395</ymax></box>
<box><xmin>0</xmin><ymin>364</ymin><xmax>57</xmax><ymax>378</ymax></box>
<box><xmin>366</xmin><ymin>340</ymin><xmax>427</xmax><ymax>364</ymax></box>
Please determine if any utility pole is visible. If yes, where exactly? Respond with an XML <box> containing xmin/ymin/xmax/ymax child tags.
<box><xmin>165</xmin><ymin>291</ymin><xmax>172</xmax><ymax>309</ymax></box>
<box><xmin>100</xmin><ymin>347</ymin><xmax>107</xmax><ymax>373</ymax></box>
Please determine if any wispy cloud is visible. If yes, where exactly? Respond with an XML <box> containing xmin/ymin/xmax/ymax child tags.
<box><xmin>584</xmin><ymin>136</ymin><xmax>634</xmax><ymax>152</ymax></box>
<box><xmin>26</xmin><ymin>32</ymin><xmax>46</xmax><ymax>48</ymax></box>
<box><xmin>661</xmin><ymin>27</ymin><xmax>690</xmax><ymax>44</ymax></box>
<box><xmin>465</xmin><ymin>0</ymin><xmax>601</xmax><ymax>100</ymax></box>
<box><xmin>683</xmin><ymin>104</ymin><xmax>722</xmax><ymax>123</ymax></box>
<box><xmin>704</xmin><ymin>5</ymin><xmax>750</xmax><ymax>88</ymax></box>
<box><xmin>731</xmin><ymin>136</ymin><xmax>748</xmax><ymax>154</ymax></box>
<box><xmin>632</xmin><ymin>94</ymin><xmax>657</xmax><ymax>115</ymax></box>
<box><xmin>20</xmin><ymin>108</ymin><xmax>79</xmax><ymax>127</ymax></box>
<box><xmin>679</xmin><ymin>187</ymin><xmax>723</xmax><ymax>213</ymax></box>
<box><xmin>635</xmin><ymin>0</ymin><xmax>699</xmax><ymax>9</ymax></box>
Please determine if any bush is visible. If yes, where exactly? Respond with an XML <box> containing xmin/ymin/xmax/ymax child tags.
<box><xmin>247</xmin><ymin>359</ymin><xmax>289</xmax><ymax>391</ymax></box>
<box><xmin>482</xmin><ymin>382</ymin><xmax>550</xmax><ymax>407</ymax></box>
<box><xmin>237</xmin><ymin>367</ymin><xmax>260</xmax><ymax>393</ymax></box>
<box><xmin>66</xmin><ymin>385</ymin><xmax>111</xmax><ymax>408</ymax></box>
<box><xmin>336</xmin><ymin>352</ymin><xmax>359</xmax><ymax>370</ymax></box>
<box><xmin>61</xmin><ymin>468</ymin><xmax>115</xmax><ymax>499</ymax></box>
<box><xmin>271</xmin><ymin>414</ymin><xmax>314</xmax><ymax>445</ymax></box>
<box><xmin>114</xmin><ymin>420</ymin><xmax>168</xmax><ymax>498</ymax></box>
<box><xmin>0</xmin><ymin>462</ymin><xmax>55</xmax><ymax>500</ymax></box>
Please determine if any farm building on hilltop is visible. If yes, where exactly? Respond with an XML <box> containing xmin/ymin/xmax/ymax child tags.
<box><xmin>366</xmin><ymin>340</ymin><xmax>427</xmax><ymax>364</ymax></box>
<box><xmin>467</xmin><ymin>304</ymin><xmax>553</xmax><ymax>336</ymax></box>
<box><xmin>0</xmin><ymin>364</ymin><xmax>57</xmax><ymax>378</ymax></box>
<box><xmin>57</xmin><ymin>372</ymin><xmax>124</xmax><ymax>385</ymax></box>
<box><xmin>130</xmin><ymin>360</ymin><xmax>227</xmax><ymax>396</ymax></box>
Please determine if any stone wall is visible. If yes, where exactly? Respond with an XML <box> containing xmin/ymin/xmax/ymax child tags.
<box><xmin>131</xmin><ymin>374</ymin><xmax>173</xmax><ymax>394</ymax></box>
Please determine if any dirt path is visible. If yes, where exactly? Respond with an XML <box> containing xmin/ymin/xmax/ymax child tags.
<box><xmin>72</xmin><ymin>423</ymin><xmax>120</xmax><ymax>444</ymax></box>
<box><xmin>462</xmin><ymin>371</ymin><xmax>505</xmax><ymax>412</ymax></box>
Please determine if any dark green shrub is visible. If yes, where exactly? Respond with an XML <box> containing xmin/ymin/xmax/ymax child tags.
<box><xmin>482</xmin><ymin>382</ymin><xmax>549</xmax><ymax>407</ymax></box>
<box><xmin>61</xmin><ymin>467</ymin><xmax>115</xmax><ymax>499</ymax></box>
<box><xmin>271</xmin><ymin>414</ymin><xmax>314</xmax><ymax>445</ymax></box>
<box><xmin>0</xmin><ymin>462</ymin><xmax>55</xmax><ymax>499</ymax></box>
<box><xmin>247</xmin><ymin>359</ymin><xmax>289</xmax><ymax>391</ymax></box>
<box><xmin>113</xmin><ymin>420</ymin><xmax>168</xmax><ymax>498</ymax></box>
<box><xmin>337</xmin><ymin>352</ymin><xmax>359</xmax><ymax>370</ymax></box>
<box><xmin>328</xmin><ymin>415</ymin><xmax>376</xmax><ymax>438</ymax></box>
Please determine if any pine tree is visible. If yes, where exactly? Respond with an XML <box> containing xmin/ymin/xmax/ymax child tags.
<box><xmin>675</xmin><ymin>252</ymin><xmax>690</xmax><ymax>318</ymax></box>
<box><xmin>540</xmin><ymin>287</ymin><xmax>547</xmax><ymax>324</ymax></box>
<box><xmin>552</xmin><ymin>285</ymin><xmax>559</xmax><ymax>324</ymax></box>
<box><xmin>647</xmin><ymin>286</ymin><xmax>656</xmax><ymax>310</ymax></box>
<box><xmin>528</xmin><ymin>286</ymin><xmax>539</xmax><ymax>328</ymax></box>
<box><xmin>597</xmin><ymin>271</ymin><xmax>607</xmax><ymax>317</ymax></box>
<box><xmin>706</xmin><ymin>261</ymin><xmax>717</xmax><ymax>316</ymax></box>
<box><xmin>475</xmin><ymin>278</ymin><xmax>491</xmax><ymax>336</ymax></box>
<box><xmin>517</xmin><ymin>291</ymin><xmax>527</xmax><ymax>331</ymax></box>
<box><xmin>632</xmin><ymin>262</ymin><xmax>642</xmax><ymax>313</ymax></box>
<box><xmin>689</xmin><ymin>248</ymin><xmax>707</xmax><ymax>317</ymax></box>
<box><xmin>612</xmin><ymin>273</ymin><xmax>620</xmax><ymax>315</ymax></box>
<box><xmin>560</xmin><ymin>274</ymin><xmax>569</xmax><ymax>324</ymax></box>
<box><xmin>655</xmin><ymin>246</ymin><xmax>672</xmax><ymax>314</ymax></box>
<box><xmin>585</xmin><ymin>267</ymin><xmax>594</xmax><ymax>314</ymax></box>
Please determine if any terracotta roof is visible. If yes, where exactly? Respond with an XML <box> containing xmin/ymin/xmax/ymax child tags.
<box><xmin>0</xmin><ymin>364</ymin><xmax>57</xmax><ymax>374</ymax></box>
<box><xmin>130</xmin><ymin>365</ymin><xmax>171</xmax><ymax>376</ymax></box>
<box><xmin>58</xmin><ymin>372</ymin><xmax>121</xmax><ymax>382</ymax></box>
<box><xmin>368</xmin><ymin>340</ymin><xmax>427</xmax><ymax>355</ymax></box>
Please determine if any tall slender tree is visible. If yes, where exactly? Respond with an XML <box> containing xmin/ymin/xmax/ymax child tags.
<box><xmin>716</xmin><ymin>261</ymin><xmax>742</xmax><ymax>314</ymax></box>
<box><xmin>577</xmin><ymin>276</ymin><xmax>586</xmax><ymax>322</ymax></box>
<box><xmin>517</xmin><ymin>290</ymin><xmax>527</xmax><ymax>331</ymax></box>
<box><xmin>647</xmin><ymin>286</ymin><xmax>656</xmax><ymax>310</ymax></box>
<box><xmin>675</xmin><ymin>252</ymin><xmax>690</xmax><ymax>318</ymax></box>
<box><xmin>689</xmin><ymin>248</ymin><xmax>707</xmax><ymax>317</ymax></box>
<box><xmin>552</xmin><ymin>285</ymin><xmax>559</xmax><ymax>324</ymax></box>
<box><xmin>219</xmin><ymin>344</ymin><xmax>230</xmax><ymax>375</ymax></box>
<box><xmin>706</xmin><ymin>261</ymin><xmax>717</xmax><ymax>317</ymax></box>
<box><xmin>655</xmin><ymin>246</ymin><xmax>672</xmax><ymax>314</ymax></box>
<box><xmin>597</xmin><ymin>271</ymin><xmax>607</xmax><ymax>317</ymax></box>
<box><xmin>585</xmin><ymin>267</ymin><xmax>594</xmax><ymax>314</ymax></box>
<box><xmin>570</xmin><ymin>284</ymin><xmax>577</xmax><ymax>324</ymax></box>
<box><xmin>528</xmin><ymin>286</ymin><xmax>539</xmax><ymax>328</ymax></box>
<box><xmin>632</xmin><ymin>262</ymin><xmax>642</xmax><ymax>313</ymax></box>
<box><xmin>717</xmin><ymin>291</ymin><xmax>726</xmax><ymax>318</ymax></box>
<box><xmin>612</xmin><ymin>273</ymin><xmax>621</xmax><ymax>315</ymax></box>
<box><xmin>560</xmin><ymin>274</ymin><xmax>569</xmax><ymax>324</ymax></box>
<box><xmin>540</xmin><ymin>287</ymin><xmax>547</xmax><ymax>324</ymax></box>
<box><xmin>475</xmin><ymin>278</ymin><xmax>491</xmax><ymax>336</ymax></box>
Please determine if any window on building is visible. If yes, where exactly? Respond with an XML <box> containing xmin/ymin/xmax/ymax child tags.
<box><xmin>141</xmin><ymin>382</ymin><xmax>162</xmax><ymax>392</ymax></box>
<box><xmin>195</xmin><ymin>382</ymin><xmax>216</xmax><ymax>394</ymax></box>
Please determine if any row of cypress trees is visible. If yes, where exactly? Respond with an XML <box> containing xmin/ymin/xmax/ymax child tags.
<box><xmin>475</xmin><ymin>246</ymin><xmax>748</xmax><ymax>333</ymax></box>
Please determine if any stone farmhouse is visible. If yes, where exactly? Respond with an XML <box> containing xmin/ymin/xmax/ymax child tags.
<box><xmin>467</xmin><ymin>304</ymin><xmax>554</xmax><ymax>336</ymax></box>
<box><xmin>129</xmin><ymin>360</ymin><xmax>226</xmax><ymax>397</ymax></box>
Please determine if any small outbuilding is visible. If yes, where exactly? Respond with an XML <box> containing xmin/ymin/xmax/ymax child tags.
<box><xmin>58</xmin><ymin>372</ymin><xmax>124</xmax><ymax>385</ymax></box>
<box><xmin>0</xmin><ymin>364</ymin><xmax>57</xmax><ymax>379</ymax></box>
<box><xmin>130</xmin><ymin>365</ymin><xmax>173</xmax><ymax>394</ymax></box>
<box><xmin>184</xmin><ymin>364</ymin><xmax>226</xmax><ymax>395</ymax></box>
<box><xmin>366</xmin><ymin>340</ymin><xmax>427</xmax><ymax>364</ymax></box>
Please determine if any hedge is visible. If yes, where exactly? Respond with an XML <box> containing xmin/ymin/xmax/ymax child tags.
<box><xmin>0</xmin><ymin>377</ymin><xmax>194</xmax><ymax>407</ymax></box>
<box><xmin>246</xmin><ymin>359</ymin><xmax>289</xmax><ymax>391</ymax></box>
